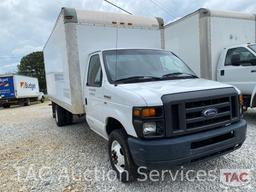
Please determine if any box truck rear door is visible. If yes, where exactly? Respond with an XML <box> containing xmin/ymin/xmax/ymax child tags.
<box><xmin>0</xmin><ymin>76</ymin><xmax>15</xmax><ymax>99</ymax></box>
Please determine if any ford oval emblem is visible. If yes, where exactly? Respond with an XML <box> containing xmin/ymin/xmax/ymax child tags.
<box><xmin>202</xmin><ymin>108</ymin><xmax>218</xmax><ymax>118</ymax></box>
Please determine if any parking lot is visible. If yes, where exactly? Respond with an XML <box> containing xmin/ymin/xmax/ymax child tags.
<box><xmin>0</xmin><ymin>102</ymin><xmax>255</xmax><ymax>192</ymax></box>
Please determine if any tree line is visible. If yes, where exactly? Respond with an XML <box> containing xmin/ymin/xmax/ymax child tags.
<box><xmin>17</xmin><ymin>51</ymin><xmax>46</xmax><ymax>93</ymax></box>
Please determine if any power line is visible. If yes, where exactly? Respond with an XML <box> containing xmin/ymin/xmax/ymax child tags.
<box><xmin>154</xmin><ymin>0</ymin><xmax>176</xmax><ymax>15</ymax></box>
<box><xmin>147</xmin><ymin>0</ymin><xmax>176</xmax><ymax>19</ymax></box>
<box><xmin>103</xmin><ymin>0</ymin><xmax>133</xmax><ymax>15</ymax></box>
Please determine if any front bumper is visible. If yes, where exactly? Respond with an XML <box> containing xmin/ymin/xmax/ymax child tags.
<box><xmin>128</xmin><ymin>119</ymin><xmax>247</xmax><ymax>169</ymax></box>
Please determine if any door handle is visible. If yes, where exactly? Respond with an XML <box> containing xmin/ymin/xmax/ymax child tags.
<box><xmin>220</xmin><ymin>70</ymin><xmax>225</xmax><ymax>76</ymax></box>
<box><xmin>251</xmin><ymin>70</ymin><xmax>256</xmax><ymax>73</ymax></box>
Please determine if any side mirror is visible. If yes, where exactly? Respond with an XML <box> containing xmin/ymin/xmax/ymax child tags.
<box><xmin>231</xmin><ymin>54</ymin><xmax>241</xmax><ymax>66</ymax></box>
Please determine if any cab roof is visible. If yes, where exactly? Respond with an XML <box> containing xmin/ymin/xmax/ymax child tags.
<box><xmin>224</xmin><ymin>43</ymin><xmax>256</xmax><ymax>50</ymax></box>
<box><xmin>88</xmin><ymin>48</ymin><xmax>166</xmax><ymax>56</ymax></box>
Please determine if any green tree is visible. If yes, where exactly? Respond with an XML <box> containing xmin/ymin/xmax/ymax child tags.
<box><xmin>17</xmin><ymin>51</ymin><xmax>46</xmax><ymax>93</ymax></box>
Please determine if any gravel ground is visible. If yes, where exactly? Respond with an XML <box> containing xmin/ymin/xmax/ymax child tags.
<box><xmin>0</xmin><ymin>102</ymin><xmax>255</xmax><ymax>192</ymax></box>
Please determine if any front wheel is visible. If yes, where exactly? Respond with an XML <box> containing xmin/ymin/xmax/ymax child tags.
<box><xmin>108</xmin><ymin>129</ymin><xmax>138</xmax><ymax>183</ymax></box>
<box><xmin>40</xmin><ymin>96</ymin><xmax>45</xmax><ymax>103</ymax></box>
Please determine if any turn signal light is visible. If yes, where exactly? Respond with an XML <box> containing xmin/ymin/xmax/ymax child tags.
<box><xmin>239</xmin><ymin>95</ymin><xmax>244</xmax><ymax>105</ymax></box>
<box><xmin>133</xmin><ymin>109</ymin><xmax>141</xmax><ymax>117</ymax></box>
<box><xmin>142</xmin><ymin>108</ymin><xmax>156</xmax><ymax>117</ymax></box>
<box><xmin>133</xmin><ymin>107</ymin><xmax>156</xmax><ymax>117</ymax></box>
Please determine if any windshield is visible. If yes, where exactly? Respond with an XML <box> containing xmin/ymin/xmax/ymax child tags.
<box><xmin>102</xmin><ymin>49</ymin><xmax>196</xmax><ymax>84</ymax></box>
<box><xmin>249</xmin><ymin>44</ymin><xmax>256</xmax><ymax>53</ymax></box>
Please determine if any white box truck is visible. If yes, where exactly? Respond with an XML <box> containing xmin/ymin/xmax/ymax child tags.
<box><xmin>0</xmin><ymin>74</ymin><xmax>45</xmax><ymax>108</ymax></box>
<box><xmin>44</xmin><ymin>8</ymin><xmax>246</xmax><ymax>182</ymax></box>
<box><xmin>164</xmin><ymin>8</ymin><xmax>256</xmax><ymax>110</ymax></box>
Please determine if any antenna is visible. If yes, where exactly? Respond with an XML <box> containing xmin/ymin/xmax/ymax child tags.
<box><xmin>103</xmin><ymin>0</ymin><xmax>133</xmax><ymax>15</ymax></box>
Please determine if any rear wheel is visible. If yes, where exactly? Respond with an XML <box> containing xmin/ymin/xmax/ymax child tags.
<box><xmin>65</xmin><ymin>110</ymin><xmax>73</xmax><ymax>125</ymax></box>
<box><xmin>108</xmin><ymin>129</ymin><xmax>138</xmax><ymax>183</ymax></box>
<box><xmin>2</xmin><ymin>103</ymin><xmax>10</xmax><ymax>108</ymax></box>
<box><xmin>55</xmin><ymin>105</ymin><xmax>66</xmax><ymax>126</ymax></box>
<box><xmin>55</xmin><ymin>104</ymin><xmax>73</xmax><ymax>126</ymax></box>
<box><xmin>24</xmin><ymin>99</ymin><xmax>31</xmax><ymax>106</ymax></box>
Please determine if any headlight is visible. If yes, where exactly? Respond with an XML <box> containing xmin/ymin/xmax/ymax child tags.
<box><xmin>143</xmin><ymin>122</ymin><xmax>157</xmax><ymax>136</ymax></box>
<box><xmin>132</xmin><ymin>106</ymin><xmax>165</xmax><ymax>138</ymax></box>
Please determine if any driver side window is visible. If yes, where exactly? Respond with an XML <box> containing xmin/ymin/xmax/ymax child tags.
<box><xmin>225</xmin><ymin>47</ymin><xmax>256</xmax><ymax>66</ymax></box>
<box><xmin>87</xmin><ymin>54</ymin><xmax>102</xmax><ymax>87</ymax></box>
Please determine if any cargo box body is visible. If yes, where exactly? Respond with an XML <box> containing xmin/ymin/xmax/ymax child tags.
<box><xmin>43</xmin><ymin>8</ymin><xmax>163</xmax><ymax>114</ymax></box>
<box><xmin>164</xmin><ymin>8</ymin><xmax>256</xmax><ymax>80</ymax></box>
<box><xmin>0</xmin><ymin>75</ymin><xmax>39</xmax><ymax>99</ymax></box>
<box><xmin>0</xmin><ymin>76</ymin><xmax>15</xmax><ymax>99</ymax></box>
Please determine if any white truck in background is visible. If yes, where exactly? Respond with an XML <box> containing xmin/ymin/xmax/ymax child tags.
<box><xmin>164</xmin><ymin>8</ymin><xmax>256</xmax><ymax>110</ymax></box>
<box><xmin>44</xmin><ymin>8</ymin><xmax>246</xmax><ymax>182</ymax></box>
<box><xmin>0</xmin><ymin>74</ymin><xmax>44</xmax><ymax>108</ymax></box>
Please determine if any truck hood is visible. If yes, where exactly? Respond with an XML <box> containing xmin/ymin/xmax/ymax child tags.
<box><xmin>119</xmin><ymin>78</ymin><xmax>236</xmax><ymax>106</ymax></box>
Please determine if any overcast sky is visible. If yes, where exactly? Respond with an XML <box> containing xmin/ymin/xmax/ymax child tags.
<box><xmin>0</xmin><ymin>0</ymin><xmax>255</xmax><ymax>74</ymax></box>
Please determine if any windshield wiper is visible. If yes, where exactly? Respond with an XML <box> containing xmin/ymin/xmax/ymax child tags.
<box><xmin>162</xmin><ymin>72</ymin><xmax>198</xmax><ymax>79</ymax></box>
<box><xmin>114</xmin><ymin>73</ymin><xmax>197</xmax><ymax>84</ymax></box>
<box><xmin>114</xmin><ymin>76</ymin><xmax>161</xmax><ymax>83</ymax></box>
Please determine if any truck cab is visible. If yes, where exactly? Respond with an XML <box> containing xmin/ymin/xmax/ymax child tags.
<box><xmin>82</xmin><ymin>48</ymin><xmax>246</xmax><ymax>182</ymax></box>
<box><xmin>217</xmin><ymin>43</ymin><xmax>256</xmax><ymax>109</ymax></box>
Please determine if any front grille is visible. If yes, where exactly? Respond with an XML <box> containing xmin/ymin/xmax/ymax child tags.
<box><xmin>185</xmin><ymin>97</ymin><xmax>231</xmax><ymax>130</ymax></box>
<box><xmin>162</xmin><ymin>88</ymin><xmax>240</xmax><ymax>137</ymax></box>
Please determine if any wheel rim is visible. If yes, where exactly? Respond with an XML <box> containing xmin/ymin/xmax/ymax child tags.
<box><xmin>55</xmin><ymin>107</ymin><xmax>58</xmax><ymax>123</ymax></box>
<box><xmin>111</xmin><ymin>140</ymin><xmax>125</xmax><ymax>173</ymax></box>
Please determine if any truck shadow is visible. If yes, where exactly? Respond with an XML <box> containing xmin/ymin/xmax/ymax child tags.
<box><xmin>243</xmin><ymin>108</ymin><xmax>256</xmax><ymax>124</ymax></box>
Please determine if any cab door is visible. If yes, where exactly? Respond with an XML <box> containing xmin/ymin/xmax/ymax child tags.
<box><xmin>217</xmin><ymin>47</ymin><xmax>256</xmax><ymax>95</ymax></box>
<box><xmin>84</xmin><ymin>54</ymin><xmax>106</xmax><ymax>136</ymax></box>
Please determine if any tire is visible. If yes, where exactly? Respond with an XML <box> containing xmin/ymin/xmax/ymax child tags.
<box><xmin>40</xmin><ymin>96</ymin><xmax>45</xmax><ymax>103</ymax></box>
<box><xmin>108</xmin><ymin>129</ymin><xmax>138</xmax><ymax>183</ymax></box>
<box><xmin>2</xmin><ymin>104</ymin><xmax>10</xmax><ymax>108</ymax></box>
<box><xmin>55</xmin><ymin>104</ymin><xmax>73</xmax><ymax>126</ymax></box>
<box><xmin>65</xmin><ymin>110</ymin><xmax>73</xmax><ymax>125</ymax></box>
<box><xmin>55</xmin><ymin>105</ymin><xmax>66</xmax><ymax>127</ymax></box>
<box><xmin>24</xmin><ymin>99</ymin><xmax>31</xmax><ymax>106</ymax></box>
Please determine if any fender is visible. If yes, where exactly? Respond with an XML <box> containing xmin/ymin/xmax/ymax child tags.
<box><xmin>250</xmin><ymin>85</ymin><xmax>256</xmax><ymax>107</ymax></box>
<box><xmin>104</xmin><ymin>106</ymin><xmax>137</xmax><ymax>139</ymax></box>
<box><xmin>37</xmin><ymin>92</ymin><xmax>44</xmax><ymax>100</ymax></box>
